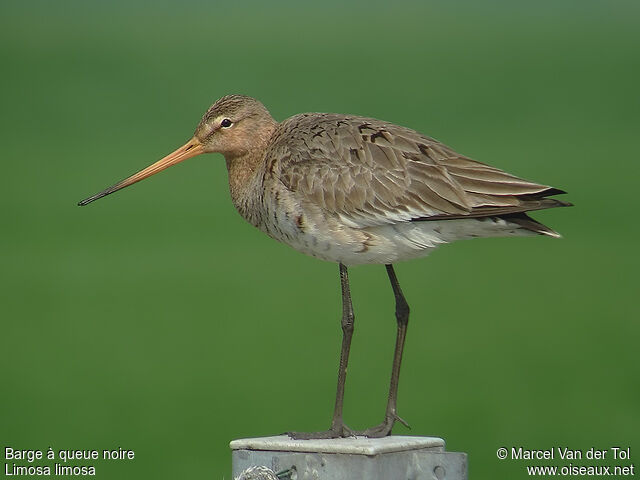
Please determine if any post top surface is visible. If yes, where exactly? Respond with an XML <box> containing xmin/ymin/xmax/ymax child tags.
<box><xmin>230</xmin><ymin>435</ymin><xmax>445</xmax><ymax>455</ymax></box>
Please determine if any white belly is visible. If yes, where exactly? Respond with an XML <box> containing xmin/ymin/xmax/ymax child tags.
<box><xmin>234</xmin><ymin>174</ymin><xmax>533</xmax><ymax>266</ymax></box>
<box><xmin>256</xmin><ymin>199</ymin><xmax>531</xmax><ymax>265</ymax></box>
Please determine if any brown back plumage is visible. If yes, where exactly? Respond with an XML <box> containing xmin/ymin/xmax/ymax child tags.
<box><xmin>266</xmin><ymin>113</ymin><xmax>570</xmax><ymax>234</ymax></box>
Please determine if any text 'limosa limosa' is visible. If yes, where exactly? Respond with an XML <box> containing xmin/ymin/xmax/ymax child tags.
<box><xmin>79</xmin><ymin>95</ymin><xmax>571</xmax><ymax>439</ymax></box>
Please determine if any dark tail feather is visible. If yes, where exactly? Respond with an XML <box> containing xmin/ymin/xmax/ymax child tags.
<box><xmin>502</xmin><ymin>195</ymin><xmax>572</xmax><ymax>237</ymax></box>
<box><xmin>501</xmin><ymin>212</ymin><xmax>563</xmax><ymax>238</ymax></box>
<box><xmin>415</xmin><ymin>190</ymin><xmax>572</xmax><ymax>236</ymax></box>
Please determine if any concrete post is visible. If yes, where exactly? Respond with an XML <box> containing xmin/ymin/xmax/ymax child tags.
<box><xmin>231</xmin><ymin>435</ymin><xmax>467</xmax><ymax>480</ymax></box>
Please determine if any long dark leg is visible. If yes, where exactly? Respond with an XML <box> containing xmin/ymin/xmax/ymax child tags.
<box><xmin>358</xmin><ymin>264</ymin><xmax>410</xmax><ymax>437</ymax></box>
<box><xmin>330</xmin><ymin>263</ymin><xmax>355</xmax><ymax>431</ymax></box>
<box><xmin>289</xmin><ymin>263</ymin><xmax>354</xmax><ymax>439</ymax></box>
<box><xmin>383</xmin><ymin>264</ymin><xmax>410</xmax><ymax>426</ymax></box>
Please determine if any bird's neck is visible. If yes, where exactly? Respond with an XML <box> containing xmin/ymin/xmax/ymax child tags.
<box><xmin>225</xmin><ymin>152</ymin><xmax>260</xmax><ymax>202</ymax></box>
<box><xmin>224</xmin><ymin>123</ymin><xmax>277</xmax><ymax>223</ymax></box>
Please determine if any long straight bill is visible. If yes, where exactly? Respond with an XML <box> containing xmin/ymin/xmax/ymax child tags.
<box><xmin>78</xmin><ymin>137</ymin><xmax>205</xmax><ymax>206</ymax></box>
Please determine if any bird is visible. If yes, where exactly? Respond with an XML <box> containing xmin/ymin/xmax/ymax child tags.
<box><xmin>78</xmin><ymin>94</ymin><xmax>571</xmax><ymax>439</ymax></box>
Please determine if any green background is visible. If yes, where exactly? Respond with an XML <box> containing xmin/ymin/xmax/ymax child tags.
<box><xmin>1</xmin><ymin>1</ymin><xmax>638</xmax><ymax>478</ymax></box>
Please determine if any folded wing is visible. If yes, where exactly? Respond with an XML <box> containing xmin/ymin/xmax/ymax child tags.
<box><xmin>269</xmin><ymin>114</ymin><xmax>568</xmax><ymax>229</ymax></box>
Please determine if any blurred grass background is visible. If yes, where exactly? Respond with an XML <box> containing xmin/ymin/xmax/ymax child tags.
<box><xmin>1</xmin><ymin>0</ymin><xmax>638</xmax><ymax>478</ymax></box>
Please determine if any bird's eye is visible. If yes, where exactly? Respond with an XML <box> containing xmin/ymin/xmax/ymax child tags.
<box><xmin>220</xmin><ymin>118</ymin><xmax>233</xmax><ymax>128</ymax></box>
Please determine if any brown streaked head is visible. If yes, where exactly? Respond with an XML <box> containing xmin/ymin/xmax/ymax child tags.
<box><xmin>195</xmin><ymin>94</ymin><xmax>276</xmax><ymax>157</ymax></box>
<box><xmin>78</xmin><ymin>94</ymin><xmax>277</xmax><ymax>206</ymax></box>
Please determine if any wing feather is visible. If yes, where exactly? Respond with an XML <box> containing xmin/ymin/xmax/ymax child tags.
<box><xmin>267</xmin><ymin>113</ymin><xmax>565</xmax><ymax>228</ymax></box>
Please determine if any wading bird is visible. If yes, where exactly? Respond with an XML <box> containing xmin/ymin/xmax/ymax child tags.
<box><xmin>79</xmin><ymin>95</ymin><xmax>570</xmax><ymax>439</ymax></box>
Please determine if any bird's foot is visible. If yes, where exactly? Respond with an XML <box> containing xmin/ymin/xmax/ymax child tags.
<box><xmin>287</xmin><ymin>423</ymin><xmax>354</xmax><ymax>440</ymax></box>
<box><xmin>351</xmin><ymin>413</ymin><xmax>411</xmax><ymax>438</ymax></box>
<box><xmin>287</xmin><ymin>413</ymin><xmax>410</xmax><ymax>440</ymax></box>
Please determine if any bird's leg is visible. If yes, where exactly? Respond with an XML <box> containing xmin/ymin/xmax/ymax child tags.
<box><xmin>288</xmin><ymin>263</ymin><xmax>354</xmax><ymax>439</ymax></box>
<box><xmin>329</xmin><ymin>262</ymin><xmax>355</xmax><ymax>432</ymax></box>
<box><xmin>357</xmin><ymin>264</ymin><xmax>410</xmax><ymax>438</ymax></box>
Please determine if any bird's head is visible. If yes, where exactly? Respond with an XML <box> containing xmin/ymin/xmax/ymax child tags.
<box><xmin>78</xmin><ymin>94</ymin><xmax>276</xmax><ymax>206</ymax></box>
<box><xmin>195</xmin><ymin>95</ymin><xmax>276</xmax><ymax>157</ymax></box>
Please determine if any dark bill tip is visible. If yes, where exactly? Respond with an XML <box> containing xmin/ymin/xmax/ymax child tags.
<box><xmin>77</xmin><ymin>184</ymin><xmax>122</xmax><ymax>206</ymax></box>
